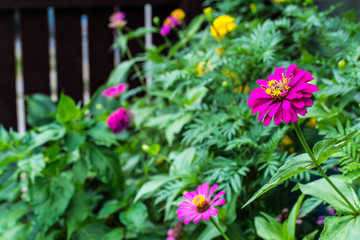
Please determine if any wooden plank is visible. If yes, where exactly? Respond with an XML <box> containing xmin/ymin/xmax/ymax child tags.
<box><xmin>55</xmin><ymin>8</ymin><xmax>83</xmax><ymax>102</ymax></box>
<box><xmin>21</xmin><ymin>9</ymin><xmax>50</xmax><ymax>95</ymax></box>
<box><xmin>87</xmin><ymin>7</ymin><xmax>114</xmax><ymax>93</ymax></box>
<box><xmin>0</xmin><ymin>0</ymin><xmax>182</xmax><ymax>9</ymax></box>
<box><xmin>0</xmin><ymin>10</ymin><xmax>17</xmax><ymax>130</ymax></box>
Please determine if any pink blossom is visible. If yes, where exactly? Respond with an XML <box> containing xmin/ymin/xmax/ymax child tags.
<box><xmin>108</xmin><ymin>11</ymin><xmax>127</xmax><ymax>29</ymax></box>
<box><xmin>102</xmin><ymin>83</ymin><xmax>128</xmax><ymax>98</ymax></box>
<box><xmin>177</xmin><ymin>183</ymin><xmax>226</xmax><ymax>224</ymax></box>
<box><xmin>247</xmin><ymin>64</ymin><xmax>318</xmax><ymax>126</ymax></box>
<box><xmin>107</xmin><ymin>108</ymin><xmax>132</xmax><ymax>134</ymax></box>
<box><xmin>160</xmin><ymin>16</ymin><xmax>180</xmax><ymax>36</ymax></box>
<box><xmin>160</xmin><ymin>25</ymin><xmax>171</xmax><ymax>36</ymax></box>
<box><xmin>166</xmin><ymin>221</ymin><xmax>182</xmax><ymax>239</ymax></box>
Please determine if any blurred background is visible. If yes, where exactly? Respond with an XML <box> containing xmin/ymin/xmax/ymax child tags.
<box><xmin>0</xmin><ymin>0</ymin><xmax>358</xmax><ymax>134</ymax></box>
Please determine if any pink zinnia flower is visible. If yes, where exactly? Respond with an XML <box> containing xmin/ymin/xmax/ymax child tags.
<box><xmin>247</xmin><ymin>64</ymin><xmax>318</xmax><ymax>126</ymax></box>
<box><xmin>102</xmin><ymin>83</ymin><xmax>128</xmax><ymax>98</ymax></box>
<box><xmin>177</xmin><ymin>183</ymin><xmax>226</xmax><ymax>224</ymax></box>
<box><xmin>166</xmin><ymin>221</ymin><xmax>182</xmax><ymax>240</ymax></box>
<box><xmin>107</xmin><ymin>108</ymin><xmax>133</xmax><ymax>134</ymax></box>
<box><xmin>108</xmin><ymin>11</ymin><xmax>127</xmax><ymax>29</ymax></box>
<box><xmin>160</xmin><ymin>16</ymin><xmax>180</xmax><ymax>36</ymax></box>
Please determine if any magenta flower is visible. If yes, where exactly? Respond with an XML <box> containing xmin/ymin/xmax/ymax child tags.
<box><xmin>160</xmin><ymin>16</ymin><xmax>180</xmax><ymax>36</ymax></box>
<box><xmin>166</xmin><ymin>221</ymin><xmax>182</xmax><ymax>240</ymax></box>
<box><xmin>108</xmin><ymin>11</ymin><xmax>127</xmax><ymax>29</ymax></box>
<box><xmin>102</xmin><ymin>83</ymin><xmax>128</xmax><ymax>98</ymax></box>
<box><xmin>247</xmin><ymin>64</ymin><xmax>318</xmax><ymax>126</ymax></box>
<box><xmin>177</xmin><ymin>183</ymin><xmax>226</xmax><ymax>224</ymax></box>
<box><xmin>317</xmin><ymin>208</ymin><xmax>336</xmax><ymax>225</ymax></box>
<box><xmin>107</xmin><ymin>108</ymin><xmax>133</xmax><ymax>134</ymax></box>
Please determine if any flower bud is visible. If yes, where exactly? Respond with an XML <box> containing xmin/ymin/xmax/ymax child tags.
<box><xmin>222</xmin><ymin>81</ymin><xmax>229</xmax><ymax>87</ymax></box>
<box><xmin>142</xmin><ymin>144</ymin><xmax>150</xmax><ymax>151</ymax></box>
<box><xmin>338</xmin><ymin>59</ymin><xmax>346</xmax><ymax>70</ymax></box>
<box><xmin>153</xmin><ymin>16</ymin><xmax>160</xmax><ymax>26</ymax></box>
<box><xmin>203</xmin><ymin>7</ymin><xmax>213</xmax><ymax>21</ymax></box>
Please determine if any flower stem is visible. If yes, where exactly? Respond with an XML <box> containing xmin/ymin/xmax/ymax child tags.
<box><xmin>125</xmin><ymin>48</ymin><xmax>147</xmax><ymax>90</ymax></box>
<box><xmin>293</xmin><ymin>122</ymin><xmax>358</xmax><ymax>215</ymax></box>
<box><xmin>210</xmin><ymin>217</ymin><xmax>230</xmax><ymax>240</ymax></box>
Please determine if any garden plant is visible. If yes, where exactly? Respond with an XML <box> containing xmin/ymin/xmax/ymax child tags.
<box><xmin>1</xmin><ymin>0</ymin><xmax>360</xmax><ymax>239</ymax></box>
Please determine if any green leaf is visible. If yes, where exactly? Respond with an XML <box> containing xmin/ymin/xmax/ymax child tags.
<box><xmin>302</xmin><ymin>230</ymin><xmax>319</xmax><ymax>240</ymax></box>
<box><xmin>102</xmin><ymin>228</ymin><xmax>124</xmax><ymax>240</ymax></box>
<box><xmin>29</xmin><ymin>123</ymin><xmax>66</xmax><ymax>150</ymax></box>
<box><xmin>18</xmin><ymin>153</ymin><xmax>45</xmax><ymax>183</ymax></box>
<box><xmin>98</xmin><ymin>200</ymin><xmax>122</xmax><ymax>218</ymax></box>
<box><xmin>65</xmin><ymin>190</ymin><xmax>90</xmax><ymax>239</ymax></box>
<box><xmin>87</xmin><ymin>143</ymin><xmax>124</xmax><ymax>190</ymax></box>
<box><xmin>313</xmin><ymin>129</ymin><xmax>360</xmax><ymax>164</ymax></box>
<box><xmin>106</xmin><ymin>60</ymin><xmax>135</xmax><ymax>86</ymax></box>
<box><xmin>198</xmin><ymin>223</ymin><xmax>225</xmax><ymax>240</ymax></box>
<box><xmin>299</xmin><ymin>176</ymin><xmax>360</xmax><ymax>215</ymax></box>
<box><xmin>127</xmin><ymin>27</ymin><xmax>157</xmax><ymax>39</ymax></box>
<box><xmin>134</xmin><ymin>175</ymin><xmax>176</xmax><ymax>202</ymax></box>
<box><xmin>57</xmin><ymin>93</ymin><xmax>79</xmax><ymax>122</ymax></box>
<box><xmin>72</xmin><ymin>156</ymin><xmax>88</xmax><ymax>184</ymax></box>
<box><xmin>87</xmin><ymin>122</ymin><xmax>118</xmax><ymax>147</ymax></box>
<box><xmin>25</xmin><ymin>94</ymin><xmax>57</xmax><ymax>127</ymax></box>
<box><xmin>242</xmin><ymin>153</ymin><xmax>313</xmax><ymax>208</ymax></box>
<box><xmin>30</xmin><ymin>176</ymin><xmax>74</xmax><ymax>232</ymax></box>
<box><xmin>320</xmin><ymin>215</ymin><xmax>360</xmax><ymax>240</ymax></box>
<box><xmin>72</xmin><ymin>222</ymin><xmax>109</xmax><ymax>240</ymax></box>
<box><xmin>119</xmin><ymin>202</ymin><xmax>148</xmax><ymax>232</ymax></box>
<box><xmin>64</xmin><ymin>131</ymin><xmax>86</xmax><ymax>152</ymax></box>
<box><xmin>287</xmin><ymin>194</ymin><xmax>305</xmax><ymax>240</ymax></box>
<box><xmin>169</xmin><ymin>147</ymin><xmax>197</xmax><ymax>176</ymax></box>
<box><xmin>143</xmin><ymin>143</ymin><xmax>161</xmax><ymax>157</ymax></box>
<box><xmin>183</xmin><ymin>86</ymin><xmax>208</xmax><ymax>107</ymax></box>
<box><xmin>165</xmin><ymin>113</ymin><xmax>192</xmax><ymax>146</ymax></box>
<box><xmin>255</xmin><ymin>212</ymin><xmax>283</xmax><ymax>240</ymax></box>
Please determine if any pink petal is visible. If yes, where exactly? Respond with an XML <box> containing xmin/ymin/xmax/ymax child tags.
<box><xmin>267</xmin><ymin>73</ymin><xmax>276</xmax><ymax>81</ymax></box>
<box><xmin>289</xmin><ymin>107</ymin><xmax>298</xmax><ymax>123</ymax></box>
<box><xmin>286</xmin><ymin>64</ymin><xmax>298</xmax><ymax>78</ymax></box>
<box><xmin>274</xmin><ymin>109</ymin><xmax>282</xmax><ymax>125</ymax></box>
<box><xmin>256</xmin><ymin>79</ymin><xmax>268</xmax><ymax>87</ymax></box>
<box><xmin>282</xmin><ymin>108</ymin><xmax>291</xmax><ymax>123</ymax></box>
<box><xmin>208</xmin><ymin>208</ymin><xmax>219</xmax><ymax>216</ymax></box>
<box><xmin>303</xmin><ymin>98</ymin><xmax>313</xmax><ymax>107</ymax></box>
<box><xmin>293</xmin><ymin>107</ymin><xmax>307</xmax><ymax>116</ymax></box>
<box><xmin>178</xmin><ymin>201</ymin><xmax>195</xmax><ymax>208</ymax></box>
<box><xmin>251</xmin><ymin>99</ymin><xmax>273</xmax><ymax>114</ymax></box>
<box><xmin>197</xmin><ymin>183</ymin><xmax>209</xmax><ymax>197</ymax></box>
<box><xmin>183</xmin><ymin>214</ymin><xmax>198</xmax><ymax>224</ymax></box>
<box><xmin>302</xmin><ymin>93</ymin><xmax>312</xmax><ymax>98</ymax></box>
<box><xmin>193</xmin><ymin>214</ymin><xmax>203</xmax><ymax>223</ymax></box>
<box><xmin>268</xmin><ymin>102</ymin><xmax>281</xmax><ymax>117</ymax></box>
<box><xmin>177</xmin><ymin>209</ymin><xmax>197</xmax><ymax>219</ymax></box>
<box><xmin>297</xmin><ymin>93</ymin><xmax>303</xmax><ymax>98</ymax></box>
<box><xmin>291</xmin><ymin>99</ymin><xmax>305</xmax><ymax>108</ymax></box>
<box><xmin>202</xmin><ymin>211</ymin><xmax>211</xmax><ymax>221</ymax></box>
<box><xmin>210</xmin><ymin>198</ymin><xmax>226</xmax><ymax>207</ymax></box>
<box><xmin>285</xmin><ymin>92</ymin><xmax>298</xmax><ymax>100</ymax></box>
<box><xmin>282</xmin><ymin>100</ymin><xmax>291</xmax><ymax>110</ymax></box>
<box><xmin>184</xmin><ymin>192</ymin><xmax>196</xmax><ymax>202</ymax></box>
<box><xmin>289</xmin><ymin>69</ymin><xmax>305</xmax><ymax>87</ymax></box>
<box><xmin>274</xmin><ymin>67</ymin><xmax>285</xmax><ymax>81</ymax></box>
<box><xmin>210</xmin><ymin>191</ymin><xmax>226</xmax><ymax>204</ymax></box>
<box><xmin>263</xmin><ymin>113</ymin><xmax>272</xmax><ymax>126</ymax></box>
<box><xmin>207</xmin><ymin>184</ymin><xmax>218</xmax><ymax>201</ymax></box>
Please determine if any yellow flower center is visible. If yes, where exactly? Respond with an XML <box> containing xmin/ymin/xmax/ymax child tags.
<box><xmin>193</xmin><ymin>195</ymin><xmax>206</xmax><ymax>208</ymax></box>
<box><xmin>265</xmin><ymin>78</ymin><xmax>290</xmax><ymax>100</ymax></box>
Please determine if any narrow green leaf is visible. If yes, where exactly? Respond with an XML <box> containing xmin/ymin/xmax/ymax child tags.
<box><xmin>242</xmin><ymin>153</ymin><xmax>313</xmax><ymax>208</ymax></box>
<box><xmin>287</xmin><ymin>194</ymin><xmax>305</xmax><ymax>240</ymax></box>
<box><xmin>255</xmin><ymin>212</ymin><xmax>283</xmax><ymax>240</ymax></box>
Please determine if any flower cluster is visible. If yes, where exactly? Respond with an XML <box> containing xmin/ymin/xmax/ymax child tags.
<box><xmin>166</xmin><ymin>221</ymin><xmax>183</xmax><ymax>240</ymax></box>
<box><xmin>210</xmin><ymin>15</ymin><xmax>236</xmax><ymax>41</ymax></box>
<box><xmin>247</xmin><ymin>64</ymin><xmax>318</xmax><ymax>126</ymax></box>
<box><xmin>177</xmin><ymin>183</ymin><xmax>226</xmax><ymax>224</ymax></box>
<box><xmin>160</xmin><ymin>9</ymin><xmax>185</xmax><ymax>36</ymax></box>
<box><xmin>102</xmin><ymin>83</ymin><xmax>128</xmax><ymax>98</ymax></box>
<box><xmin>107</xmin><ymin>108</ymin><xmax>133</xmax><ymax>134</ymax></box>
<box><xmin>197</xmin><ymin>61</ymin><xmax>213</xmax><ymax>76</ymax></box>
<box><xmin>108</xmin><ymin>11</ymin><xmax>127</xmax><ymax>29</ymax></box>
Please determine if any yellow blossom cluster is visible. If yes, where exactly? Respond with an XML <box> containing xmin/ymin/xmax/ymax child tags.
<box><xmin>210</xmin><ymin>15</ymin><xmax>236</xmax><ymax>41</ymax></box>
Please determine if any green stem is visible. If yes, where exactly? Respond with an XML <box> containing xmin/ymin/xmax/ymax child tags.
<box><xmin>125</xmin><ymin>48</ymin><xmax>147</xmax><ymax>89</ymax></box>
<box><xmin>210</xmin><ymin>218</ymin><xmax>230</xmax><ymax>240</ymax></box>
<box><xmin>293</xmin><ymin>122</ymin><xmax>358</xmax><ymax>215</ymax></box>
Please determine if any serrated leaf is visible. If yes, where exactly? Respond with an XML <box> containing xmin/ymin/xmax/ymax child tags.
<box><xmin>165</xmin><ymin>113</ymin><xmax>192</xmax><ymax>146</ymax></box>
<box><xmin>242</xmin><ymin>153</ymin><xmax>313</xmax><ymax>208</ymax></box>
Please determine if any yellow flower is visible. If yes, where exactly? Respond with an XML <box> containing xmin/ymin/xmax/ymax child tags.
<box><xmin>234</xmin><ymin>85</ymin><xmax>250</xmax><ymax>93</ymax></box>
<box><xmin>307</xmin><ymin>117</ymin><xmax>317</xmax><ymax>128</ymax></box>
<box><xmin>203</xmin><ymin>7</ymin><xmax>213</xmax><ymax>20</ymax></box>
<box><xmin>272</xmin><ymin>0</ymin><xmax>286</xmax><ymax>2</ymax></box>
<box><xmin>281</xmin><ymin>135</ymin><xmax>293</xmax><ymax>146</ymax></box>
<box><xmin>156</xmin><ymin>158</ymin><xmax>164</xmax><ymax>164</ymax></box>
<box><xmin>197</xmin><ymin>61</ymin><xmax>212</xmax><ymax>76</ymax></box>
<box><xmin>250</xmin><ymin>3</ymin><xmax>257</xmax><ymax>14</ymax></box>
<box><xmin>216</xmin><ymin>48</ymin><xmax>224</xmax><ymax>54</ymax></box>
<box><xmin>210</xmin><ymin>15</ymin><xmax>236</xmax><ymax>41</ymax></box>
<box><xmin>171</xmin><ymin>9</ymin><xmax>185</xmax><ymax>20</ymax></box>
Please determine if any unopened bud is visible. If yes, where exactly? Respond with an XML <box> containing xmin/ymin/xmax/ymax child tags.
<box><xmin>153</xmin><ymin>16</ymin><xmax>160</xmax><ymax>26</ymax></box>
<box><xmin>338</xmin><ymin>59</ymin><xmax>346</xmax><ymax>71</ymax></box>
<box><xmin>222</xmin><ymin>81</ymin><xmax>229</xmax><ymax>87</ymax></box>
<box><xmin>142</xmin><ymin>144</ymin><xmax>150</xmax><ymax>151</ymax></box>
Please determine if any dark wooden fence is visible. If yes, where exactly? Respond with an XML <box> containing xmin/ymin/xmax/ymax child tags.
<box><xmin>0</xmin><ymin>0</ymin><xmax>203</xmax><ymax>131</ymax></box>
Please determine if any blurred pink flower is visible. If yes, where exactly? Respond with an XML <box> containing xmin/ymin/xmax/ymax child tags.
<box><xmin>177</xmin><ymin>183</ymin><xmax>226</xmax><ymax>224</ymax></box>
<box><xmin>108</xmin><ymin>11</ymin><xmax>127</xmax><ymax>29</ymax></box>
<box><xmin>166</xmin><ymin>221</ymin><xmax>182</xmax><ymax>240</ymax></box>
<box><xmin>160</xmin><ymin>16</ymin><xmax>180</xmax><ymax>36</ymax></box>
<box><xmin>317</xmin><ymin>207</ymin><xmax>336</xmax><ymax>225</ymax></box>
<box><xmin>107</xmin><ymin>108</ymin><xmax>132</xmax><ymax>134</ymax></box>
<box><xmin>102</xmin><ymin>83</ymin><xmax>128</xmax><ymax>98</ymax></box>
<box><xmin>247</xmin><ymin>64</ymin><xmax>318</xmax><ymax>126</ymax></box>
